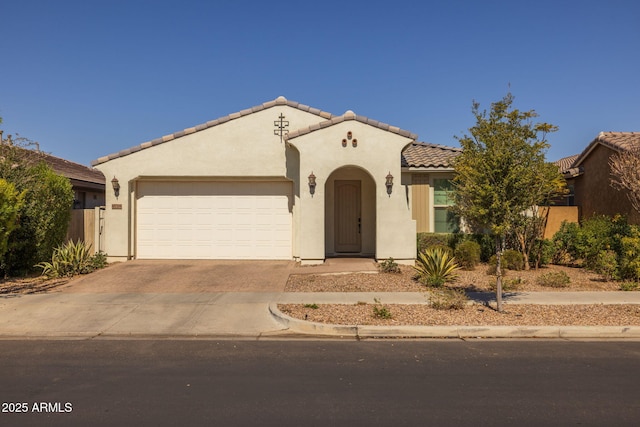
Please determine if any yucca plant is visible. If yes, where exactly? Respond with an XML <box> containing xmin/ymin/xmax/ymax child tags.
<box><xmin>413</xmin><ymin>247</ymin><xmax>460</xmax><ymax>287</ymax></box>
<box><xmin>36</xmin><ymin>240</ymin><xmax>93</xmax><ymax>278</ymax></box>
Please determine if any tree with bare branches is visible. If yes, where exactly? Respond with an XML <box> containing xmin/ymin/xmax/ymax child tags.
<box><xmin>610</xmin><ymin>146</ymin><xmax>640</xmax><ymax>214</ymax></box>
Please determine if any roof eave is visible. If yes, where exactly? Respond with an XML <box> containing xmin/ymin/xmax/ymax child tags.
<box><xmin>92</xmin><ymin>96</ymin><xmax>335</xmax><ymax>166</ymax></box>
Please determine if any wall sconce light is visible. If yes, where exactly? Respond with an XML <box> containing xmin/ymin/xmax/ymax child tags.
<box><xmin>342</xmin><ymin>139</ymin><xmax>347</xmax><ymax>147</ymax></box>
<box><xmin>111</xmin><ymin>176</ymin><xmax>120</xmax><ymax>197</ymax></box>
<box><xmin>385</xmin><ymin>172</ymin><xmax>393</xmax><ymax>196</ymax></box>
<box><xmin>347</xmin><ymin>131</ymin><xmax>353</xmax><ymax>140</ymax></box>
<box><xmin>308</xmin><ymin>172</ymin><xmax>317</xmax><ymax>196</ymax></box>
<box><xmin>352</xmin><ymin>138</ymin><xmax>358</xmax><ymax>147</ymax></box>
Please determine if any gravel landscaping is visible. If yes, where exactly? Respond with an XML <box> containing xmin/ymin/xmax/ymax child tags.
<box><xmin>285</xmin><ymin>264</ymin><xmax>620</xmax><ymax>293</ymax></box>
<box><xmin>282</xmin><ymin>263</ymin><xmax>640</xmax><ymax>326</ymax></box>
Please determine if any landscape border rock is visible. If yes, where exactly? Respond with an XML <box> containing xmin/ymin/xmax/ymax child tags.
<box><xmin>269</xmin><ymin>303</ymin><xmax>640</xmax><ymax>339</ymax></box>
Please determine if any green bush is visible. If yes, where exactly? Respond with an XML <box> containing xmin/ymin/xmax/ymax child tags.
<box><xmin>379</xmin><ymin>257</ymin><xmax>400</xmax><ymax>273</ymax></box>
<box><xmin>619</xmin><ymin>229</ymin><xmax>640</xmax><ymax>281</ymax></box>
<box><xmin>489</xmin><ymin>276</ymin><xmax>522</xmax><ymax>292</ymax></box>
<box><xmin>0</xmin><ymin>179</ymin><xmax>24</xmax><ymax>264</ymax></box>
<box><xmin>372</xmin><ymin>298</ymin><xmax>392</xmax><ymax>319</ymax></box>
<box><xmin>536</xmin><ymin>270</ymin><xmax>571</xmax><ymax>288</ymax></box>
<box><xmin>620</xmin><ymin>282</ymin><xmax>639</xmax><ymax>291</ymax></box>
<box><xmin>413</xmin><ymin>247</ymin><xmax>460</xmax><ymax>287</ymax></box>
<box><xmin>593</xmin><ymin>250</ymin><xmax>618</xmax><ymax>281</ymax></box>
<box><xmin>551</xmin><ymin>221</ymin><xmax>580</xmax><ymax>264</ymax></box>
<box><xmin>416</xmin><ymin>233</ymin><xmax>454</xmax><ymax>254</ymax></box>
<box><xmin>530</xmin><ymin>239</ymin><xmax>554</xmax><ymax>268</ymax></box>
<box><xmin>549</xmin><ymin>217</ymin><xmax>640</xmax><ymax>281</ymax></box>
<box><xmin>488</xmin><ymin>250</ymin><xmax>524</xmax><ymax>272</ymax></box>
<box><xmin>3</xmin><ymin>163</ymin><xmax>73</xmax><ymax>275</ymax></box>
<box><xmin>454</xmin><ymin>240</ymin><xmax>481</xmax><ymax>270</ymax></box>
<box><xmin>429</xmin><ymin>288</ymin><xmax>468</xmax><ymax>310</ymax></box>
<box><xmin>36</xmin><ymin>240</ymin><xmax>107</xmax><ymax>278</ymax></box>
<box><xmin>502</xmin><ymin>250</ymin><xmax>524</xmax><ymax>270</ymax></box>
<box><xmin>464</xmin><ymin>234</ymin><xmax>496</xmax><ymax>262</ymax></box>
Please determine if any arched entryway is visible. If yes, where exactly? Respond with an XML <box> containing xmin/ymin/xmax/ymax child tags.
<box><xmin>325</xmin><ymin>166</ymin><xmax>376</xmax><ymax>257</ymax></box>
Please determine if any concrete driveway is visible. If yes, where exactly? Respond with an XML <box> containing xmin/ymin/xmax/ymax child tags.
<box><xmin>58</xmin><ymin>260</ymin><xmax>297</xmax><ymax>293</ymax></box>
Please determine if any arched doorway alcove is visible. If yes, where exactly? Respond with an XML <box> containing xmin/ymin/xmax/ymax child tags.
<box><xmin>324</xmin><ymin>166</ymin><xmax>376</xmax><ymax>257</ymax></box>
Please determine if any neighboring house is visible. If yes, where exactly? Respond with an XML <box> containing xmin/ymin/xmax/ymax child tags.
<box><xmin>92</xmin><ymin>96</ymin><xmax>460</xmax><ymax>264</ymax></box>
<box><xmin>556</xmin><ymin>132</ymin><xmax>640</xmax><ymax>225</ymax></box>
<box><xmin>35</xmin><ymin>152</ymin><xmax>106</xmax><ymax>209</ymax></box>
<box><xmin>0</xmin><ymin>136</ymin><xmax>106</xmax><ymax>208</ymax></box>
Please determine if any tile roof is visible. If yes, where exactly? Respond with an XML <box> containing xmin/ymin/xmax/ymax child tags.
<box><xmin>553</xmin><ymin>154</ymin><xmax>579</xmax><ymax>174</ymax></box>
<box><xmin>92</xmin><ymin>96</ymin><xmax>335</xmax><ymax>166</ymax></box>
<box><xmin>285</xmin><ymin>110</ymin><xmax>418</xmax><ymax>141</ymax></box>
<box><xmin>37</xmin><ymin>151</ymin><xmax>105</xmax><ymax>185</ymax></box>
<box><xmin>573</xmin><ymin>132</ymin><xmax>640</xmax><ymax>167</ymax></box>
<box><xmin>401</xmin><ymin>142</ymin><xmax>461</xmax><ymax>168</ymax></box>
<box><xmin>2</xmin><ymin>145</ymin><xmax>105</xmax><ymax>186</ymax></box>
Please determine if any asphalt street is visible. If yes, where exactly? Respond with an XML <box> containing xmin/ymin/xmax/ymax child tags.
<box><xmin>1</xmin><ymin>339</ymin><xmax>640</xmax><ymax>426</ymax></box>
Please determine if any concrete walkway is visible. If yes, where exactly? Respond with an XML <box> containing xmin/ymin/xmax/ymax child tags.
<box><xmin>2</xmin><ymin>257</ymin><xmax>640</xmax><ymax>339</ymax></box>
<box><xmin>2</xmin><ymin>290</ymin><xmax>640</xmax><ymax>339</ymax></box>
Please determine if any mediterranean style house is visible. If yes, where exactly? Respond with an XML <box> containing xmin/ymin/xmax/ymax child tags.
<box><xmin>92</xmin><ymin>97</ymin><xmax>460</xmax><ymax>264</ymax></box>
<box><xmin>557</xmin><ymin>132</ymin><xmax>640</xmax><ymax>225</ymax></box>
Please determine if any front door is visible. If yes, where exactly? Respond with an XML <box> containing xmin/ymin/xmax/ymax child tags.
<box><xmin>334</xmin><ymin>180</ymin><xmax>361</xmax><ymax>253</ymax></box>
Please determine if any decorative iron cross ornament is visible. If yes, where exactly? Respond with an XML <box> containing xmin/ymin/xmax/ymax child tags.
<box><xmin>274</xmin><ymin>113</ymin><xmax>289</xmax><ymax>143</ymax></box>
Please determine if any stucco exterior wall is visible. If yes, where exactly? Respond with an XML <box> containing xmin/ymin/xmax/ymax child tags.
<box><xmin>94</xmin><ymin>106</ymin><xmax>328</xmax><ymax>260</ymax></box>
<box><xmin>289</xmin><ymin>120</ymin><xmax>416</xmax><ymax>263</ymax></box>
<box><xmin>542</xmin><ymin>206</ymin><xmax>579</xmax><ymax>239</ymax></box>
<box><xmin>574</xmin><ymin>144</ymin><xmax>640</xmax><ymax>224</ymax></box>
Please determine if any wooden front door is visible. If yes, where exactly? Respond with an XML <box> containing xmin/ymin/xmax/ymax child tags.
<box><xmin>334</xmin><ymin>180</ymin><xmax>361</xmax><ymax>253</ymax></box>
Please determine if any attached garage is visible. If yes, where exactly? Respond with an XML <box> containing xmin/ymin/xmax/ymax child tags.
<box><xmin>135</xmin><ymin>181</ymin><xmax>292</xmax><ymax>260</ymax></box>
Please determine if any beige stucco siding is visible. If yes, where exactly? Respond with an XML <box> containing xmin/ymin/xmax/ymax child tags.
<box><xmin>289</xmin><ymin>120</ymin><xmax>416</xmax><ymax>263</ymax></box>
<box><xmin>95</xmin><ymin>106</ymin><xmax>328</xmax><ymax>260</ymax></box>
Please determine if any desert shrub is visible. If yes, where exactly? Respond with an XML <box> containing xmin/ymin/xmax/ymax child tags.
<box><xmin>575</xmin><ymin>215</ymin><xmax>629</xmax><ymax>268</ymax></box>
<box><xmin>379</xmin><ymin>257</ymin><xmax>401</xmax><ymax>273</ymax></box>
<box><xmin>36</xmin><ymin>240</ymin><xmax>107</xmax><ymax>278</ymax></box>
<box><xmin>454</xmin><ymin>240</ymin><xmax>481</xmax><ymax>270</ymax></box>
<box><xmin>551</xmin><ymin>221</ymin><xmax>580</xmax><ymax>264</ymax></box>
<box><xmin>465</xmin><ymin>233</ymin><xmax>496</xmax><ymax>262</ymax></box>
<box><xmin>372</xmin><ymin>298</ymin><xmax>392</xmax><ymax>319</ymax></box>
<box><xmin>413</xmin><ymin>247</ymin><xmax>460</xmax><ymax>287</ymax></box>
<box><xmin>89</xmin><ymin>251</ymin><xmax>108</xmax><ymax>271</ymax></box>
<box><xmin>619</xmin><ymin>229</ymin><xmax>640</xmax><ymax>281</ymax></box>
<box><xmin>620</xmin><ymin>282</ymin><xmax>639</xmax><ymax>291</ymax></box>
<box><xmin>592</xmin><ymin>250</ymin><xmax>618</xmax><ymax>281</ymax></box>
<box><xmin>429</xmin><ymin>288</ymin><xmax>468</xmax><ymax>310</ymax></box>
<box><xmin>536</xmin><ymin>270</ymin><xmax>571</xmax><ymax>288</ymax></box>
<box><xmin>502</xmin><ymin>250</ymin><xmax>524</xmax><ymax>270</ymax></box>
<box><xmin>487</xmin><ymin>250</ymin><xmax>524</xmax><ymax>272</ymax></box>
<box><xmin>416</xmin><ymin>233</ymin><xmax>454</xmax><ymax>254</ymax></box>
<box><xmin>489</xmin><ymin>276</ymin><xmax>523</xmax><ymax>292</ymax></box>
<box><xmin>530</xmin><ymin>239</ymin><xmax>554</xmax><ymax>268</ymax></box>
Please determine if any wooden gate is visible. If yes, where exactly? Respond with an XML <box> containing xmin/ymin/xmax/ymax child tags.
<box><xmin>65</xmin><ymin>208</ymin><xmax>104</xmax><ymax>253</ymax></box>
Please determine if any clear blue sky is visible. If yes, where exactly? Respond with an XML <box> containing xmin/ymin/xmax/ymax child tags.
<box><xmin>1</xmin><ymin>0</ymin><xmax>638</xmax><ymax>166</ymax></box>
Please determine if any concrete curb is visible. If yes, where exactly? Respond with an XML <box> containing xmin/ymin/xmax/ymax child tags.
<box><xmin>268</xmin><ymin>303</ymin><xmax>640</xmax><ymax>339</ymax></box>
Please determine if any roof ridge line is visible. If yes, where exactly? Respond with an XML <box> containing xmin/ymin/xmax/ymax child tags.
<box><xmin>286</xmin><ymin>111</ymin><xmax>418</xmax><ymax>141</ymax></box>
<box><xmin>92</xmin><ymin>97</ymin><xmax>334</xmax><ymax>166</ymax></box>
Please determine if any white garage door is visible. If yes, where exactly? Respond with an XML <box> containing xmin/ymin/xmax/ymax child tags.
<box><xmin>136</xmin><ymin>181</ymin><xmax>292</xmax><ymax>259</ymax></box>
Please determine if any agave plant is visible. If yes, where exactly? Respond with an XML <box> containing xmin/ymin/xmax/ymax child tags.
<box><xmin>413</xmin><ymin>247</ymin><xmax>460</xmax><ymax>287</ymax></box>
<box><xmin>36</xmin><ymin>240</ymin><xmax>93</xmax><ymax>278</ymax></box>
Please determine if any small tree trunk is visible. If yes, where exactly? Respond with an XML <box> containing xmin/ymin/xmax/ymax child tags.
<box><xmin>495</xmin><ymin>235</ymin><xmax>503</xmax><ymax>312</ymax></box>
<box><xmin>522</xmin><ymin>251</ymin><xmax>530</xmax><ymax>271</ymax></box>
